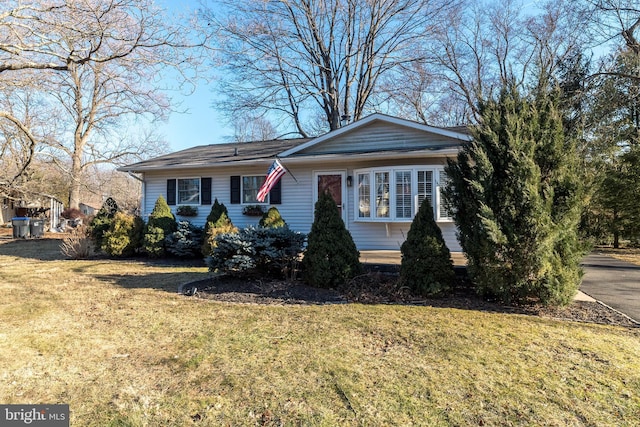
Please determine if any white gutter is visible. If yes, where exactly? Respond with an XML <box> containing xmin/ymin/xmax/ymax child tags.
<box><xmin>127</xmin><ymin>171</ymin><xmax>145</xmax><ymax>183</ymax></box>
<box><xmin>279</xmin><ymin>148</ymin><xmax>462</xmax><ymax>164</ymax></box>
<box><xmin>127</xmin><ymin>171</ymin><xmax>146</xmax><ymax>218</ymax></box>
<box><xmin>118</xmin><ymin>147</ymin><xmax>462</xmax><ymax>173</ymax></box>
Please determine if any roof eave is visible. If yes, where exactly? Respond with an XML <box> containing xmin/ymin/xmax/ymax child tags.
<box><xmin>280</xmin><ymin>148</ymin><xmax>461</xmax><ymax>163</ymax></box>
<box><xmin>117</xmin><ymin>157</ymin><xmax>277</xmax><ymax>173</ymax></box>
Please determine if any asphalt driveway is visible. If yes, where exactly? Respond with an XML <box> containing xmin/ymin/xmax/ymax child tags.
<box><xmin>580</xmin><ymin>254</ymin><xmax>640</xmax><ymax>324</ymax></box>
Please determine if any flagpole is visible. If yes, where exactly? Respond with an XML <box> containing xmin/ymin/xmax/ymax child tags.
<box><xmin>275</xmin><ymin>156</ymin><xmax>298</xmax><ymax>183</ymax></box>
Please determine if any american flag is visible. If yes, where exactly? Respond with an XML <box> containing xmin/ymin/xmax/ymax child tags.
<box><xmin>257</xmin><ymin>159</ymin><xmax>286</xmax><ymax>202</ymax></box>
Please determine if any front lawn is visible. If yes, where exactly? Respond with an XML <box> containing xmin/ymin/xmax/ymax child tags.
<box><xmin>1</xmin><ymin>236</ymin><xmax>639</xmax><ymax>426</ymax></box>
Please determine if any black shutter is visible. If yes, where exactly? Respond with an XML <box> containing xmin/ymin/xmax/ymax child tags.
<box><xmin>270</xmin><ymin>179</ymin><xmax>282</xmax><ymax>204</ymax></box>
<box><xmin>166</xmin><ymin>179</ymin><xmax>176</xmax><ymax>206</ymax></box>
<box><xmin>230</xmin><ymin>176</ymin><xmax>241</xmax><ymax>204</ymax></box>
<box><xmin>201</xmin><ymin>178</ymin><xmax>212</xmax><ymax>205</ymax></box>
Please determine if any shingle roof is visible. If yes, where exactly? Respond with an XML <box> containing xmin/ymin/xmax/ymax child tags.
<box><xmin>118</xmin><ymin>138</ymin><xmax>310</xmax><ymax>172</ymax></box>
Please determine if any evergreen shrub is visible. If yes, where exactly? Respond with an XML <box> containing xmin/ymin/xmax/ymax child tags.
<box><xmin>202</xmin><ymin>199</ymin><xmax>237</xmax><ymax>256</ymax></box>
<box><xmin>166</xmin><ymin>221</ymin><xmax>204</xmax><ymax>258</ymax></box>
<box><xmin>444</xmin><ymin>82</ymin><xmax>584</xmax><ymax>305</ymax></box>
<box><xmin>206</xmin><ymin>226</ymin><xmax>305</xmax><ymax>277</ymax></box>
<box><xmin>400</xmin><ymin>202</ymin><xmax>455</xmax><ymax>296</ymax></box>
<box><xmin>302</xmin><ymin>191</ymin><xmax>361</xmax><ymax>288</ymax></box>
<box><xmin>259</xmin><ymin>207</ymin><xmax>286</xmax><ymax>228</ymax></box>
<box><xmin>89</xmin><ymin>197</ymin><xmax>119</xmax><ymax>252</ymax></box>
<box><xmin>143</xmin><ymin>195</ymin><xmax>177</xmax><ymax>257</ymax></box>
<box><xmin>103</xmin><ymin>212</ymin><xmax>144</xmax><ymax>257</ymax></box>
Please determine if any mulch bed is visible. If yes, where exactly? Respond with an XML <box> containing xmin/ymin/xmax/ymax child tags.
<box><xmin>186</xmin><ymin>271</ymin><xmax>638</xmax><ymax>328</ymax></box>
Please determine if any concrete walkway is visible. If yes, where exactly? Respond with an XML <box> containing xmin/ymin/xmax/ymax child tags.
<box><xmin>359</xmin><ymin>250</ymin><xmax>467</xmax><ymax>267</ymax></box>
<box><xmin>580</xmin><ymin>254</ymin><xmax>640</xmax><ymax>324</ymax></box>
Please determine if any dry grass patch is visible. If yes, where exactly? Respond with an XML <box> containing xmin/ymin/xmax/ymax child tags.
<box><xmin>0</xmin><ymin>237</ymin><xmax>639</xmax><ymax>426</ymax></box>
<box><xmin>596</xmin><ymin>246</ymin><xmax>640</xmax><ymax>266</ymax></box>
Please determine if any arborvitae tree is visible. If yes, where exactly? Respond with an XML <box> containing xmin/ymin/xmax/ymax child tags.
<box><xmin>400</xmin><ymin>202</ymin><xmax>455</xmax><ymax>296</ymax></box>
<box><xmin>259</xmin><ymin>206</ymin><xmax>286</xmax><ymax>228</ymax></box>
<box><xmin>201</xmin><ymin>198</ymin><xmax>235</xmax><ymax>255</ymax></box>
<box><xmin>89</xmin><ymin>197</ymin><xmax>119</xmax><ymax>251</ymax></box>
<box><xmin>303</xmin><ymin>191</ymin><xmax>361</xmax><ymax>288</ymax></box>
<box><xmin>143</xmin><ymin>195</ymin><xmax>177</xmax><ymax>257</ymax></box>
<box><xmin>202</xmin><ymin>212</ymin><xmax>238</xmax><ymax>257</ymax></box>
<box><xmin>444</xmin><ymin>81</ymin><xmax>584</xmax><ymax>306</ymax></box>
<box><xmin>204</xmin><ymin>198</ymin><xmax>229</xmax><ymax>234</ymax></box>
<box><xmin>103</xmin><ymin>212</ymin><xmax>144</xmax><ymax>257</ymax></box>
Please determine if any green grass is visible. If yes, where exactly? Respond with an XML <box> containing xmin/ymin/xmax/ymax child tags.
<box><xmin>0</xmin><ymin>237</ymin><xmax>639</xmax><ymax>426</ymax></box>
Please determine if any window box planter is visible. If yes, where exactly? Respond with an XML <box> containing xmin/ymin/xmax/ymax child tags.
<box><xmin>242</xmin><ymin>205</ymin><xmax>265</xmax><ymax>216</ymax></box>
<box><xmin>176</xmin><ymin>205</ymin><xmax>198</xmax><ymax>217</ymax></box>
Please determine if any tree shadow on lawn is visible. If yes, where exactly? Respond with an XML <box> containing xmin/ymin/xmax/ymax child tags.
<box><xmin>0</xmin><ymin>237</ymin><xmax>67</xmax><ymax>261</ymax></box>
<box><xmin>0</xmin><ymin>236</ymin><xmax>208</xmax><ymax>267</ymax></box>
<box><xmin>93</xmin><ymin>270</ymin><xmax>212</xmax><ymax>293</ymax></box>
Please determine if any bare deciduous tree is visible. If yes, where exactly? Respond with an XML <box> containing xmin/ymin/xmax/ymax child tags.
<box><xmin>0</xmin><ymin>78</ymin><xmax>60</xmax><ymax>201</ymax></box>
<box><xmin>232</xmin><ymin>114</ymin><xmax>278</xmax><ymax>142</ymax></box>
<box><xmin>205</xmin><ymin>0</ymin><xmax>458</xmax><ymax>136</ymax></box>
<box><xmin>0</xmin><ymin>0</ymin><xmax>207</xmax><ymax>208</ymax></box>
<box><xmin>384</xmin><ymin>0</ymin><xmax>588</xmax><ymax>125</ymax></box>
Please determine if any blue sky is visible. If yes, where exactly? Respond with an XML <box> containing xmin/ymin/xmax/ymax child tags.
<box><xmin>155</xmin><ymin>0</ymin><xmax>231</xmax><ymax>152</ymax></box>
<box><xmin>157</xmin><ymin>83</ymin><xmax>230</xmax><ymax>152</ymax></box>
<box><xmin>154</xmin><ymin>0</ymin><xmax>551</xmax><ymax>153</ymax></box>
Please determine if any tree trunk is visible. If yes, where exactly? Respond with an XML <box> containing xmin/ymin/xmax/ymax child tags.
<box><xmin>612</xmin><ymin>209</ymin><xmax>620</xmax><ymax>249</ymax></box>
<box><xmin>68</xmin><ymin>148</ymin><xmax>83</xmax><ymax>210</ymax></box>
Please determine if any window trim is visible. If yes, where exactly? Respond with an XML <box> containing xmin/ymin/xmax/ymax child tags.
<box><xmin>354</xmin><ymin>166</ymin><xmax>452</xmax><ymax>223</ymax></box>
<box><xmin>241</xmin><ymin>175</ymin><xmax>270</xmax><ymax>205</ymax></box>
<box><xmin>176</xmin><ymin>177</ymin><xmax>201</xmax><ymax>206</ymax></box>
<box><xmin>436</xmin><ymin>170</ymin><xmax>454</xmax><ymax>222</ymax></box>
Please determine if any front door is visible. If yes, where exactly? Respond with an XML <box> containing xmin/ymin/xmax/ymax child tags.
<box><xmin>314</xmin><ymin>171</ymin><xmax>346</xmax><ymax>223</ymax></box>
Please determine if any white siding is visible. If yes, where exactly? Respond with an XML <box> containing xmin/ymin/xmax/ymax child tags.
<box><xmin>141</xmin><ymin>156</ymin><xmax>461</xmax><ymax>252</ymax></box>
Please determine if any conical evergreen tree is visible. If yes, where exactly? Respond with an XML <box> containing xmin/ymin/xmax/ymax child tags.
<box><xmin>444</xmin><ymin>81</ymin><xmax>583</xmax><ymax>306</ymax></box>
<box><xmin>103</xmin><ymin>212</ymin><xmax>144</xmax><ymax>257</ymax></box>
<box><xmin>204</xmin><ymin>199</ymin><xmax>229</xmax><ymax>233</ymax></box>
<box><xmin>400</xmin><ymin>202</ymin><xmax>455</xmax><ymax>296</ymax></box>
<box><xmin>303</xmin><ymin>191</ymin><xmax>361</xmax><ymax>288</ymax></box>
<box><xmin>89</xmin><ymin>197</ymin><xmax>119</xmax><ymax>252</ymax></box>
<box><xmin>143</xmin><ymin>195</ymin><xmax>177</xmax><ymax>257</ymax></box>
<box><xmin>259</xmin><ymin>207</ymin><xmax>286</xmax><ymax>228</ymax></box>
<box><xmin>202</xmin><ymin>198</ymin><xmax>234</xmax><ymax>256</ymax></box>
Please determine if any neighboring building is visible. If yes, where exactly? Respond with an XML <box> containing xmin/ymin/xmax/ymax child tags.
<box><xmin>118</xmin><ymin>114</ymin><xmax>471</xmax><ymax>251</ymax></box>
<box><xmin>79</xmin><ymin>201</ymin><xmax>101</xmax><ymax>217</ymax></box>
<box><xmin>0</xmin><ymin>192</ymin><xmax>64</xmax><ymax>230</ymax></box>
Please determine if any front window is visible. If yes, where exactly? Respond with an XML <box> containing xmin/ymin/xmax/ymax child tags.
<box><xmin>353</xmin><ymin>166</ymin><xmax>450</xmax><ymax>222</ymax></box>
<box><xmin>178</xmin><ymin>178</ymin><xmax>200</xmax><ymax>204</ymax></box>
<box><xmin>438</xmin><ymin>170</ymin><xmax>453</xmax><ymax>220</ymax></box>
<box><xmin>357</xmin><ymin>173</ymin><xmax>371</xmax><ymax>218</ymax></box>
<box><xmin>417</xmin><ymin>170</ymin><xmax>433</xmax><ymax>213</ymax></box>
<box><xmin>395</xmin><ymin>170</ymin><xmax>412</xmax><ymax>219</ymax></box>
<box><xmin>375</xmin><ymin>172</ymin><xmax>390</xmax><ymax>218</ymax></box>
<box><xmin>242</xmin><ymin>175</ymin><xmax>269</xmax><ymax>204</ymax></box>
